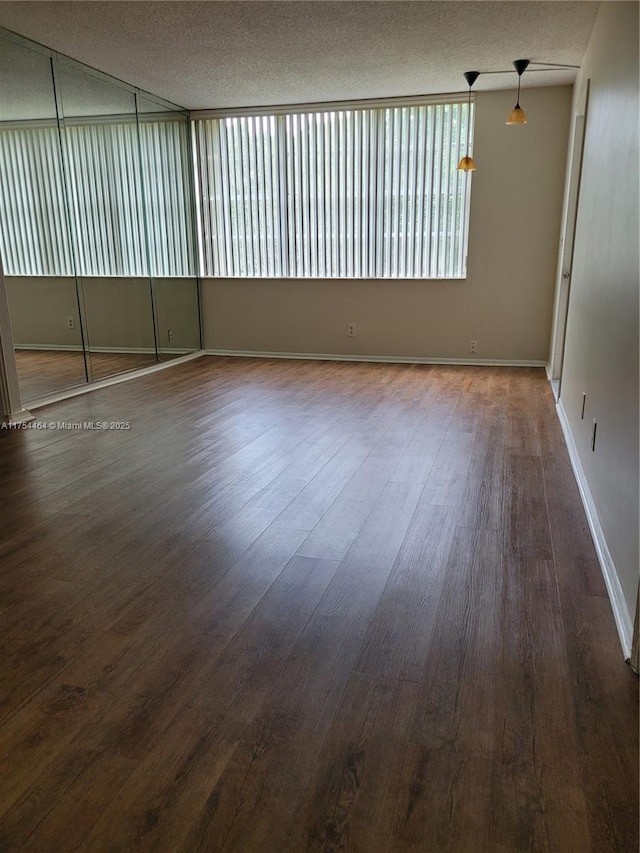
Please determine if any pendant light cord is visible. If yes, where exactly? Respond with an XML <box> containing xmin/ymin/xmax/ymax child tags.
<box><xmin>466</xmin><ymin>87</ymin><xmax>471</xmax><ymax>156</ymax></box>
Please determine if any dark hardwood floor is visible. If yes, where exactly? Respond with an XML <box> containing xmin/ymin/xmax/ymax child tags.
<box><xmin>0</xmin><ymin>357</ymin><xmax>637</xmax><ymax>852</ymax></box>
<box><xmin>14</xmin><ymin>349</ymin><xmax>167</xmax><ymax>403</ymax></box>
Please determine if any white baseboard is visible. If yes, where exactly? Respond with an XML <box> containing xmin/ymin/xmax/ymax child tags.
<box><xmin>204</xmin><ymin>348</ymin><xmax>547</xmax><ymax>368</ymax></box>
<box><xmin>545</xmin><ymin>363</ymin><xmax>560</xmax><ymax>402</ymax></box>
<box><xmin>1</xmin><ymin>407</ymin><xmax>34</xmax><ymax>426</ymax></box>
<box><xmin>25</xmin><ymin>350</ymin><xmax>205</xmax><ymax>410</ymax></box>
<box><xmin>15</xmin><ymin>344</ymin><xmax>192</xmax><ymax>355</ymax></box>
<box><xmin>556</xmin><ymin>400</ymin><xmax>633</xmax><ymax>657</ymax></box>
<box><xmin>15</xmin><ymin>344</ymin><xmax>151</xmax><ymax>353</ymax></box>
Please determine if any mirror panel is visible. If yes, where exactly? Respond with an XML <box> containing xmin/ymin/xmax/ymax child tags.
<box><xmin>137</xmin><ymin>95</ymin><xmax>200</xmax><ymax>361</ymax></box>
<box><xmin>0</xmin><ymin>29</ymin><xmax>201</xmax><ymax>404</ymax></box>
<box><xmin>153</xmin><ymin>278</ymin><xmax>201</xmax><ymax>359</ymax></box>
<box><xmin>6</xmin><ymin>277</ymin><xmax>85</xmax><ymax>400</ymax></box>
<box><xmin>79</xmin><ymin>277</ymin><xmax>157</xmax><ymax>381</ymax></box>
<box><xmin>53</xmin><ymin>59</ymin><xmax>158</xmax><ymax>381</ymax></box>
<box><xmin>0</xmin><ymin>35</ymin><xmax>56</xmax><ymax>122</ymax></box>
<box><xmin>0</xmin><ymin>33</ymin><xmax>87</xmax><ymax>402</ymax></box>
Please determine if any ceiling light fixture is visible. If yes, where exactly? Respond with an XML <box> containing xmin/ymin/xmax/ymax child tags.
<box><xmin>505</xmin><ymin>59</ymin><xmax>530</xmax><ymax>125</ymax></box>
<box><xmin>457</xmin><ymin>70</ymin><xmax>479</xmax><ymax>172</ymax></box>
<box><xmin>455</xmin><ymin>59</ymin><xmax>580</xmax><ymax>170</ymax></box>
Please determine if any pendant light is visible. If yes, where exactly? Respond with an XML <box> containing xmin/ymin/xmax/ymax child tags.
<box><xmin>457</xmin><ymin>70</ymin><xmax>480</xmax><ymax>171</ymax></box>
<box><xmin>505</xmin><ymin>59</ymin><xmax>530</xmax><ymax>125</ymax></box>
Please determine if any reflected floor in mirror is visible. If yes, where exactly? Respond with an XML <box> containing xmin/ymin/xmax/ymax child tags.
<box><xmin>88</xmin><ymin>352</ymin><xmax>158</xmax><ymax>383</ymax></box>
<box><xmin>14</xmin><ymin>349</ymin><xmax>159</xmax><ymax>402</ymax></box>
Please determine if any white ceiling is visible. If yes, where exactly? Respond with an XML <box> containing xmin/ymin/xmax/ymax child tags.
<box><xmin>0</xmin><ymin>1</ymin><xmax>599</xmax><ymax>111</ymax></box>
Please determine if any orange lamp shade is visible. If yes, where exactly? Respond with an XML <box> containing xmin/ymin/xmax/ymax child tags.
<box><xmin>506</xmin><ymin>105</ymin><xmax>527</xmax><ymax>125</ymax></box>
<box><xmin>457</xmin><ymin>155</ymin><xmax>476</xmax><ymax>171</ymax></box>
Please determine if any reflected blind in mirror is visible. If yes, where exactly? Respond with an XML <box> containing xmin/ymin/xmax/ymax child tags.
<box><xmin>0</xmin><ymin>119</ymin><xmax>196</xmax><ymax>277</ymax></box>
<box><xmin>0</xmin><ymin>127</ymin><xmax>73</xmax><ymax>276</ymax></box>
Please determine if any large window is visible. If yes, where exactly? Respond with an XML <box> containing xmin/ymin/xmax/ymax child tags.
<box><xmin>194</xmin><ymin>99</ymin><xmax>473</xmax><ymax>279</ymax></box>
<box><xmin>1</xmin><ymin>100</ymin><xmax>474</xmax><ymax>281</ymax></box>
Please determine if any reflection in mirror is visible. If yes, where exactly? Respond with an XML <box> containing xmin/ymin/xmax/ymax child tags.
<box><xmin>53</xmin><ymin>58</ymin><xmax>137</xmax><ymax>119</ymax></box>
<box><xmin>0</xmin><ymin>33</ymin><xmax>56</xmax><ymax>122</ymax></box>
<box><xmin>137</xmin><ymin>95</ymin><xmax>201</xmax><ymax>361</ymax></box>
<box><xmin>0</xmin><ymin>33</ymin><xmax>88</xmax><ymax>402</ymax></box>
<box><xmin>0</xmin><ymin>28</ymin><xmax>201</xmax><ymax>403</ymax></box>
<box><xmin>5</xmin><ymin>278</ymin><xmax>85</xmax><ymax>399</ymax></box>
<box><xmin>80</xmin><ymin>278</ymin><xmax>158</xmax><ymax>380</ymax></box>
<box><xmin>53</xmin><ymin>59</ymin><xmax>158</xmax><ymax>381</ymax></box>
<box><xmin>153</xmin><ymin>279</ymin><xmax>201</xmax><ymax>360</ymax></box>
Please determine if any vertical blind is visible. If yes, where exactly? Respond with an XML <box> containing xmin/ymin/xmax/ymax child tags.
<box><xmin>0</xmin><ymin>101</ymin><xmax>473</xmax><ymax>280</ymax></box>
<box><xmin>0</xmin><ymin>118</ymin><xmax>196</xmax><ymax>277</ymax></box>
<box><xmin>0</xmin><ymin>126</ymin><xmax>73</xmax><ymax>276</ymax></box>
<box><xmin>62</xmin><ymin>122</ymin><xmax>148</xmax><ymax>276</ymax></box>
<box><xmin>195</xmin><ymin>101</ymin><xmax>473</xmax><ymax>279</ymax></box>
<box><xmin>138</xmin><ymin>120</ymin><xmax>197</xmax><ymax>276</ymax></box>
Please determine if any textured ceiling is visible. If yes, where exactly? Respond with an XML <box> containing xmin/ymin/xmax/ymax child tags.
<box><xmin>0</xmin><ymin>1</ymin><xmax>599</xmax><ymax>111</ymax></box>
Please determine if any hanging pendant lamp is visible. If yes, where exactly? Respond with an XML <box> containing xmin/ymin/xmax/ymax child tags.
<box><xmin>506</xmin><ymin>59</ymin><xmax>530</xmax><ymax>125</ymax></box>
<box><xmin>457</xmin><ymin>70</ymin><xmax>480</xmax><ymax>171</ymax></box>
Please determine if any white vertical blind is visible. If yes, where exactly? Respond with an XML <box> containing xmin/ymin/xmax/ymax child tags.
<box><xmin>62</xmin><ymin>122</ymin><xmax>147</xmax><ymax>276</ymax></box>
<box><xmin>0</xmin><ymin>119</ymin><xmax>196</xmax><ymax>277</ymax></box>
<box><xmin>0</xmin><ymin>127</ymin><xmax>73</xmax><ymax>275</ymax></box>
<box><xmin>0</xmin><ymin>101</ymin><xmax>473</xmax><ymax>280</ymax></box>
<box><xmin>138</xmin><ymin>120</ymin><xmax>197</xmax><ymax>276</ymax></box>
<box><xmin>195</xmin><ymin>115</ymin><xmax>287</xmax><ymax>279</ymax></box>
<box><xmin>195</xmin><ymin>100</ymin><xmax>473</xmax><ymax>278</ymax></box>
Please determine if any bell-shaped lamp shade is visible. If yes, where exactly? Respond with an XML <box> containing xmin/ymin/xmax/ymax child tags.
<box><xmin>506</xmin><ymin>103</ymin><xmax>527</xmax><ymax>125</ymax></box>
<box><xmin>506</xmin><ymin>60</ymin><xmax>530</xmax><ymax>125</ymax></box>
<box><xmin>457</xmin><ymin>155</ymin><xmax>477</xmax><ymax>171</ymax></box>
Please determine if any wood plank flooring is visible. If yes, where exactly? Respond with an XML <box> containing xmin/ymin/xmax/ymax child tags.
<box><xmin>0</xmin><ymin>357</ymin><xmax>637</xmax><ymax>852</ymax></box>
<box><xmin>14</xmin><ymin>349</ymin><xmax>172</xmax><ymax>403</ymax></box>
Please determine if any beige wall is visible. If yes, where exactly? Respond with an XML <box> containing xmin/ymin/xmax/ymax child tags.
<box><xmin>202</xmin><ymin>86</ymin><xmax>572</xmax><ymax>361</ymax></box>
<box><xmin>154</xmin><ymin>278</ymin><xmax>201</xmax><ymax>352</ymax></box>
<box><xmin>6</xmin><ymin>276</ymin><xmax>200</xmax><ymax>352</ymax></box>
<box><xmin>81</xmin><ymin>277</ymin><xmax>155</xmax><ymax>350</ymax></box>
<box><xmin>555</xmin><ymin>3</ymin><xmax>639</xmax><ymax>627</ymax></box>
<box><xmin>6</xmin><ymin>276</ymin><xmax>83</xmax><ymax>348</ymax></box>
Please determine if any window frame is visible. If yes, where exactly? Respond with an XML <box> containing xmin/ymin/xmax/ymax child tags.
<box><xmin>192</xmin><ymin>93</ymin><xmax>475</xmax><ymax>281</ymax></box>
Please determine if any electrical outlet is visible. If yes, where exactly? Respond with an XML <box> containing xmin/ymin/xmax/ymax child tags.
<box><xmin>347</xmin><ymin>323</ymin><xmax>356</xmax><ymax>337</ymax></box>
<box><xmin>66</xmin><ymin>316</ymin><xmax>75</xmax><ymax>329</ymax></box>
<box><xmin>469</xmin><ymin>340</ymin><xmax>478</xmax><ymax>354</ymax></box>
<box><xmin>167</xmin><ymin>328</ymin><xmax>174</xmax><ymax>343</ymax></box>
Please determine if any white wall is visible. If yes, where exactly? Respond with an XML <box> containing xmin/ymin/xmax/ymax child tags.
<box><xmin>202</xmin><ymin>86</ymin><xmax>572</xmax><ymax>362</ymax></box>
<box><xmin>554</xmin><ymin>2</ymin><xmax>639</xmax><ymax>649</ymax></box>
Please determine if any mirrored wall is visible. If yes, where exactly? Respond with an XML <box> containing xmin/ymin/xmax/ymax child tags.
<box><xmin>0</xmin><ymin>28</ymin><xmax>201</xmax><ymax>404</ymax></box>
